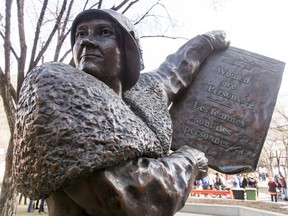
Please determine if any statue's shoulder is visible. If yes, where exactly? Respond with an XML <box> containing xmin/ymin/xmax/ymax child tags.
<box><xmin>124</xmin><ymin>72</ymin><xmax>172</xmax><ymax>152</ymax></box>
<box><xmin>124</xmin><ymin>72</ymin><xmax>168</xmax><ymax>104</ymax></box>
<box><xmin>26</xmin><ymin>61</ymin><xmax>73</xmax><ymax>76</ymax></box>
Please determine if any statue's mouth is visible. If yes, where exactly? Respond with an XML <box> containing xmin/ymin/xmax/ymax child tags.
<box><xmin>80</xmin><ymin>54</ymin><xmax>103</xmax><ymax>60</ymax></box>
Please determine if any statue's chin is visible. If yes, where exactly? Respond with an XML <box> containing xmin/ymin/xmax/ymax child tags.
<box><xmin>77</xmin><ymin>60</ymin><xmax>102</xmax><ymax>77</ymax></box>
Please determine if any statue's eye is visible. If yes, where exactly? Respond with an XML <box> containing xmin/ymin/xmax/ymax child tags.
<box><xmin>76</xmin><ymin>29</ymin><xmax>87</xmax><ymax>38</ymax></box>
<box><xmin>101</xmin><ymin>28</ymin><xmax>113</xmax><ymax>36</ymax></box>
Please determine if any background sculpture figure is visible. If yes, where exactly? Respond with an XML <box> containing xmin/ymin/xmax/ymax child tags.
<box><xmin>13</xmin><ymin>9</ymin><xmax>229</xmax><ymax>216</ymax></box>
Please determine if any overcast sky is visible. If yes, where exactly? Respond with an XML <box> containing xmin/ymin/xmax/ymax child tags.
<box><xmin>140</xmin><ymin>0</ymin><xmax>287</xmax><ymax>100</ymax></box>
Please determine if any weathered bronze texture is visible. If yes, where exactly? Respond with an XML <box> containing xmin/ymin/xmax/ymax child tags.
<box><xmin>170</xmin><ymin>46</ymin><xmax>285</xmax><ymax>174</ymax></box>
<box><xmin>13</xmin><ymin>8</ymin><xmax>271</xmax><ymax>216</ymax></box>
<box><xmin>13</xmin><ymin>62</ymin><xmax>170</xmax><ymax>199</ymax></box>
<box><xmin>13</xmin><ymin>31</ymin><xmax>219</xmax><ymax>215</ymax></box>
<box><xmin>13</xmin><ymin>60</ymin><xmax>208</xmax><ymax>215</ymax></box>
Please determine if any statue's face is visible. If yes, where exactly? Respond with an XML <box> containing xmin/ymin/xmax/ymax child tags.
<box><xmin>73</xmin><ymin>19</ymin><xmax>122</xmax><ymax>85</ymax></box>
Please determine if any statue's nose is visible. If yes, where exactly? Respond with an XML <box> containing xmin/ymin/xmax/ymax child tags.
<box><xmin>80</xmin><ymin>37</ymin><xmax>98</xmax><ymax>48</ymax></box>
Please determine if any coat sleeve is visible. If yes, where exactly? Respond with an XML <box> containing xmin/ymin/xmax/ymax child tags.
<box><xmin>64</xmin><ymin>146</ymin><xmax>208</xmax><ymax>216</ymax></box>
<box><xmin>150</xmin><ymin>35</ymin><xmax>213</xmax><ymax>105</ymax></box>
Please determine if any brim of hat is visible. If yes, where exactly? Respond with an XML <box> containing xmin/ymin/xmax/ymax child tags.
<box><xmin>71</xmin><ymin>9</ymin><xmax>140</xmax><ymax>91</ymax></box>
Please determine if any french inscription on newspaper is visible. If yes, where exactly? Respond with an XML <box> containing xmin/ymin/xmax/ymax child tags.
<box><xmin>170</xmin><ymin>46</ymin><xmax>285</xmax><ymax>174</ymax></box>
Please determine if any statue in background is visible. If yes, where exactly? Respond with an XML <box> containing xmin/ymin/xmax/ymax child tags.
<box><xmin>13</xmin><ymin>9</ymin><xmax>229</xmax><ymax>216</ymax></box>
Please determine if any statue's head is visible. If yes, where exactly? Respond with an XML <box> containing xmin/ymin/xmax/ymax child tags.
<box><xmin>71</xmin><ymin>9</ymin><xmax>143</xmax><ymax>91</ymax></box>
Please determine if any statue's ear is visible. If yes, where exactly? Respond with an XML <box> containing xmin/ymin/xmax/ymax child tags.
<box><xmin>69</xmin><ymin>57</ymin><xmax>76</xmax><ymax>67</ymax></box>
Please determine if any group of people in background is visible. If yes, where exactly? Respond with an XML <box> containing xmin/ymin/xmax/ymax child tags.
<box><xmin>194</xmin><ymin>171</ymin><xmax>288</xmax><ymax>204</ymax></box>
<box><xmin>241</xmin><ymin>173</ymin><xmax>258</xmax><ymax>189</ymax></box>
<box><xmin>268</xmin><ymin>174</ymin><xmax>288</xmax><ymax>202</ymax></box>
<box><xmin>18</xmin><ymin>193</ymin><xmax>47</xmax><ymax>214</ymax></box>
<box><xmin>193</xmin><ymin>172</ymin><xmax>259</xmax><ymax>191</ymax></box>
<box><xmin>193</xmin><ymin>172</ymin><xmax>227</xmax><ymax>192</ymax></box>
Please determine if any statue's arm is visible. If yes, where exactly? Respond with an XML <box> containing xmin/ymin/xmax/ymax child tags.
<box><xmin>106</xmin><ymin>146</ymin><xmax>208</xmax><ymax>215</ymax></box>
<box><xmin>152</xmin><ymin>31</ymin><xmax>229</xmax><ymax>105</ymax></box>
<box><xmin>64</xmin><ymin>146</ymin><xmax>208</xmax><ymax>216</ymax></box>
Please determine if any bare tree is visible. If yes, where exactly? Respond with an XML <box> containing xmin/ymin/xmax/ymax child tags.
<box><xmin>259</xmin><ymin>140</ymin><xmax>274</xmax><ymax>177</ymax></box>
<box><xmin>260</xmin><ymin>102</ymin><xmax>288</xmax><ymax>178</ymax></box>
<box><xmin>0</xmin><ymin>0</ymin><xmax>18</xmax><ymax>214</ymax></box>
<box><xmin>271</xmin><ymin>103</ymin><xmax>288</xmax><ymax>177</ymax></box>
<box><xmin>0</xmin><ymin>0</ymin><xmax>171</xmax><ymax>215</ymax></box>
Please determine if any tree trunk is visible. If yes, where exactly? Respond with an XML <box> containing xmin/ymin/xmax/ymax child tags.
<box><xmin>268</xmin><ymin>160</ymin><xmax>273</xmax><ymax>178</ymax></box>
<box><xmin>0</xmin><ymin>137</ymin><xmax>17</xmax><ymax>216</ymax></box>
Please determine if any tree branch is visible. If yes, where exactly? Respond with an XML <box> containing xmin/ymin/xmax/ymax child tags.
<box><xmin>4</xmin><ymin>0</ymin><xmax>11</xmax><ymax>77</ymax></box>
<box><xmin>0</xmin><ymin>67</ymin><xmax>17</xmax><ymax>102</ymax></box>
<box><xmin>0</xmin><ymin>30</ymin><xmax>19</xmax><ymax>61</ymax></box>
<box><xmin>133</xmin><ymin>0</ymin><xmax>160</xmax><ymax>25</ymax></box>
<box><xmin>30</xmin><ymin>0</ymin><xmax>68</xmax><ymax>70</ymax></box>
<box><xmin>141</xmin><ymin>35</ymin><xmax>189</xmax><ymax>41</ymax></box>
<box><xmin>2</xmin><ymin>0</ymin><xmax>16</xmax><ymax>133</ymax></box>
<box><xmin>81</xmin><ymin>0</ymin><xmax>100</xmax><ymax>10</ymax></box>
<box><xmin>59</xmin><ymin>48</ymin><xmax>72</xmax><ymax>62</ymax></box>
<box><xmin>111</xmin><ymin>0</ymin><xmax>129</xmax><ymax>11</ymax></box>
<box><xmin>28</xmin><ymin>0</ymin><xmax>48</xmax><ymax>71</ymax></box>
<box><xmin>82</xmin><ymin>0</ymin><xmax>89</xmax><ymax>10</ymax></box>
<box><xmin>0</xmin><ymin>89</ymin><xmax>16</xmax><ymax>135</ymax></box>
<box><xmin>122</xmin><ymin>0</ymin><xmax>140</xmax><ymax>14</ymax></box>
<box><xmin>16</xmin><ymin>0</ymin><xmax>27</xmax><ymax>97</ymax></box>
<box><xmin>54</xmin><ymin>0</ymin><xmax>74</xmax><ymax>61</ymax></box>
<box><xmin>97</xmin><ymin>0</ymin><xmax>103</xmax><ymax>9</ymax></box>
<box><xmin>0</xmin><ymin>66</ymin><xmax>6</xmax><ymax>99</ymax></box>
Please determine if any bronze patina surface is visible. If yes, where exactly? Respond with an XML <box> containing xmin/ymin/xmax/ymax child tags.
<box><xmin>170</xmin><ymin>46</ymin><xmax>285</xmax><ymax>174</ymax></box>
<box><xmin>13</xmin><ymin>7</ymin><xmax>268</xmax><ymax>215</ymax></box>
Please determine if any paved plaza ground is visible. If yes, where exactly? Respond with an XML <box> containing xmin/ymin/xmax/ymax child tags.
<box><xmin>185</xmin><ymin>180</ymin><xmax>288</xmax><ymax>215</ymax></box>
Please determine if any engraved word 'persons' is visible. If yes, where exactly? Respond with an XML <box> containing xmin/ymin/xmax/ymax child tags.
<box><xmin>184</xmin><ymin>126</ymin><xmax>231</xmax><ymax>149</ymax></box>
<box><xmin>207</xmin><ymin>84</ymin><xmax>244</xmax><ymax>104</ymax></box>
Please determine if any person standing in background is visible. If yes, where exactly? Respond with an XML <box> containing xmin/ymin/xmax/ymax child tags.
<box><xmin>241</xmin><ymin>174</ymin><xmax>248</xmax><ymax>188</ymax></box>
<box><xmin>283</xmin><ymin>176</ymin><xmax>288</xmax><ymax>201</ymax></box>
<box><xmin>268</xmin><ymin>177</ymin><xmax>278</xmax><ymax>202</ymax></box>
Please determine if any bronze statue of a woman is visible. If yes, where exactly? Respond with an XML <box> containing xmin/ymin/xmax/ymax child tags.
<box><xmin>13</xmin><ymin>9</ymin><xmax>229</xmax><ymax>216</ymax></box>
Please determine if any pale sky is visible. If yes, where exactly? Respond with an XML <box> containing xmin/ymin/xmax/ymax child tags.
<box><xmin>140</xmin><ymin>0</ymin><xmax>288</xmax><ymax>100</ymax></box>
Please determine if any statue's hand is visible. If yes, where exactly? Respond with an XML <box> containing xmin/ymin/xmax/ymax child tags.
<box><xmin>202</xmin><ymin>30</ymin><xmax>230</xmax><ymax>50</ymax></box>
<box><xmin>189</xmin><ymin>147</ymin><xmax>209</xmax><ymax>180</ymax></box>
<box><xmin>176</xmin><ymin>146</ymin><xmax>208</xmax><ymax>180</ymax></box>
